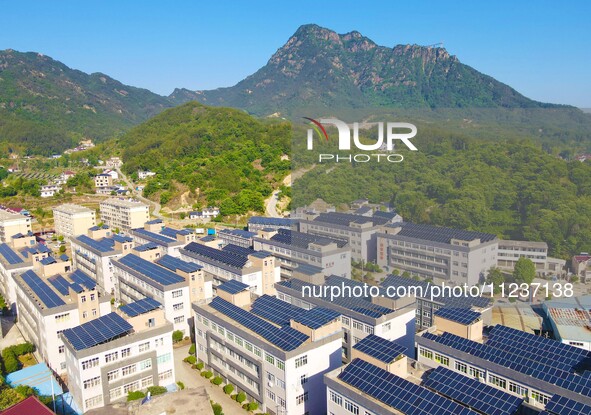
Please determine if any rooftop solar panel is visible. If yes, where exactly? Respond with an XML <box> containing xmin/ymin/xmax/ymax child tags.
<box><xmin>21</xmin><ymin>270</ymin><xmax>65</xmax><ymax>308</ymax></box>
<box><xmin>183</xmin><ymin>242</ymin><xmax>249</xmax><ymax>269</ymax></box>
<box><xmin>251</xmin><ymin>295</ymin><xmax>305</xmax><ymax>326</ymax></box>
<box><xmin>47</xmin><ymin>275</ymin><xmax>72</xmax><ymax>296</ymax></box>
<box><xmin>338</xmin><ymin>359</ymin><xmax>479</xmax><ymax>415</ymax></box>
<box><xmin>434</xmin><ymin>308</ymin><xmax>481</xmax><ymax>325</ymax></box>
<box><xmin>156</xmin><ymin>254</ymin><xmax>202</xmax><ymax>273</ymax></box>
<box><xmin>352</xmin><ymin>334</ymin><xmax>407</xmax><ymax>363</ymax></box>
<box><xmin>75</xmin><ymin>235</ymin><xmax>116</xmax><ymax>253</ymax></box>
<box><xmin>248</xmin><ymin>216</ymin><xmax>292</xmax><ymax>227</ymax></box>
<box><xmin>222</xmin><ymin>244</ymin><xmax>256</xmax><ymax>257</ymax></box>
<box><xmin>217</xmin><ymin>279</ymin><xmax>249</xmax><ymax>294</ymax></box>
<box><xmin>69</xmin><ymin>269</ymin><xmax>97</xmax><ymax>290</ymax></box>
<box><xmin>40</xmin><ymin>256</ymin><xmax>57</xmax><ymax>265</ymax></box>
<box><xmin>132</xmin><ymin>228</ymin><xmax>176</xmax><ymax>244</ymax></box>
<box><xmin>292</xmin><ymin>307</ymin><xmax>340</xmax><ymax>329</ymax></box>
<box><xmin>423</xmin><ymin>366</ymin><xmax>523</xmax><ymax>415</ymax></box>
<box><xmin>119</xmin><ymin>297</ymin><xmax>162</xmax><ymax>317</ymax></box>
<box><xmin>386</xmin><ymin>222</ymin><xmax>497</xmax><ymax>244</ymax></box>
<box><xmin>62</xmin><ymin>313</ymin><xmax>133</xmax><ymax>350</ymax></box>
<box><xmin>270</xmin><ymin>229</ymin><xmax>348</xmax><ymax>249</ymax></box>
<box><xmin>117</xmin><ymin>254</ymin><xmax>185</xmax><ymax>286</ymax></box>
<box><xmin>159</xmin><ymin>227</ymin><xmax>180</xmax><ymax>238</ymax></box>
<box><xmin>545</xmin><ymin>394</ymin><xmax>591</xmax><ymax>415</ymax></box>
<box><xmin>209</xmin><ymin>297</ymin><xmax>308</xmax><ymax>351</ymax></box>
<box><xmin>314</xmin><ymin>212</ymin><xmax>388</xmax><ymax>227</ymax></box>
<box><xmin>134</xmin><ymin>242</ymin><xmax>158</xmax><ymax>252</ymax></box>
<box><xmin>111</xmin><ymin>234</ymin><xmax>133</xmax><ymax>243</ymax></box>
<box><xmin>0</xmin><ymin>243</ymin><xmax>24</xmax><ymax>265</ymax></box>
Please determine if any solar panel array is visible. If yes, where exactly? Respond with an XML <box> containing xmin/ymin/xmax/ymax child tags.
<box><xmin>423</xmin><ymin>366</ymin><xmax>523</xmax><ymax>415</ymax></box>
<box><xmin>70</xmin><ymin>269</ymin><xmax>97</xmax><ymax>290</ymax></box>
<box><xmin>545</xmin><ymin>394</ymin><xmax>591</xmax><ymax>415</ymax></box>
<box><xmin>157</xmin><ymin>254</ymin><xmax>202</xmax><ymax>273</ymax></box>
<box><xmin>117</xmin><ymin>254</ymin><xmax>185</xmax><ymax>286</ymax></box>
<box><xmin>394</xmin><ymin>222</ymin><xmax>497</xmax><ymax>244</ymax></box>
<box><xmin>21</xmin><ymin>270</ymin><xmax>65</xmax><ymax>308</ymax></box>
<box><xmin>112</xmin><ymin>234</ymin><xmax>133</xmax><ymax>243</ymax></box>
<box><xmin>40</xmin><ymin>256</ymin><xmax>57</xmax><ymax>265</ymax></box>
<box><xmin>434</xmin><ymin>308</ymin><xmax>481</xmax><ymax>325</ymax></box>
<box><xmin>76</xmin><ymin>235</ymin><xmax>116</xmax><ymax>253</ymax></box>
<box><xmin>248</xmin><ymin>216</ymin><xmax>292</xmax><ymax>227</ymax></box>
<box><xmin>209</xmin><ymin>297</ymin><xmax>308</xmax><ymax>351</ymax></box>
<box><xmin>160</xmin><ymin>227</ymin><xmax>180</xmax><ymax>238</ymax></box>
<box><xmin>293</xmin><ymin>307</ymin><xmax>340</xmax><ymax>329</ymax></box>
<box><xmin>62</xmin><ymin>313</ymin><xmax>133</xmax><ymax>350</ymax></box>
<box><xmin>219</xmin><ymin>229</ymin><xmax>256</xmax><ymax>238</ymax></box>
<box><xmin>217</xmin><ymin>279</ymin><xmax>249</xmax><ymax>294</ymax></box>
<box><xmin>132</xmin><ymin>228</ymin><xmax>176</xmax><ymax>244</ymax></box>
<box><xmin>48</xmin><ymin>275</ymin><xmax>73</xmax><ymax>296</ymax></box>
<box><xmin>338</xmin><ymin>359</ymin><xmax>479</xmax><ymax>415</ymax></box>
<box><xmin>134</xmin><ymin>242</ymin><xmax>158</xmax><ymax>252</ymax></box>
<box><xmin>0</xmin><ymin>243</ymin><xmax>24</xmax><ymax>265</ymax></box>
<box><xmin>314</xmin><ymin>212</ymin><xmax>389</xmax><ymax>226</ymax></box>
<box><xmin>183</xmin><ymin>242</ymin><xmax>248</xmax><ymax>269</ymax></box>
<box><xmin>420</xmin><ymin>331</ymin><xmax>591</xmax><ymax>396</ymax></box>
<box><xmin>271</xmin><ymin>228</ymin><xmax>348</xmax><ymax>249</ymax></box>
<box><xmin>353</xmin><ymin>334</ymin><xmax>407</xmax><ymax>363</ymax></box>
<box><xmin>120</xmin><ymin>297</ymin><xmax>162</xmax><ymax>317</ymax></box>
<box><xmin>251</xmin><ymin>294</ymin><xmax>305</xmax><ymax>326</ymax></box>
<box><xmin>222</xmin><ymin>244</ymin><xmax>256</xmax><ymax>257</ymax></box>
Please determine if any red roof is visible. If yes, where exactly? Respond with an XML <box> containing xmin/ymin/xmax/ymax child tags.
<box><xmin>574</xmin><ymin>255</ymin><xmax>591</xmax><ymax>263</ymax></box>
<box><xmin>0</xmin><ymin>396</ymin><xmax>55</xmax><ymax>415</ymax></box>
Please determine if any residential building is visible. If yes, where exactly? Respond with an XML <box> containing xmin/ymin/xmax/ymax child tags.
<box><xmin>497</xmin><ymin>239</ymin><xmax>565</xmax><ymax>276</ymax></box>
<box><xmin>40</xmin><ymin>184</ymin><xmax>61</xmax><ymax>198</ymax></box>
<box><xmin>62</xmin><ymin>309</ymin><xmax>174</xmax><ymax>412</ymax></box>
<box><xmin>180</xmin><ymin>242</ymin><xmax>280</xmax><ymax>296</ymax></box>
<box><xmin>102</xmin><ymin>169</ymin><xmax>119</xmax><ymax>180</ymax></box>
<box><xmin>53</xmin><ymin>204</ymin><xmax>97</xmax><ymax>238</ymax></box>
<box><xmin>218</xmin><ymin>228</ymin><xmax>257</xmax><ymax>248</ymax></box>
<box><xmin>13</xmin><ymin>269</ymin><xmax>111</xmax><ymax>373</ymax></box>
<box><xmin>105</xmin><ymin>157</ymin><xmax>122</xmax><ymax>168</ymax></box>
<box><xmin>299</xmin><ymin>211</ymin><xmax>400</xmax><ymax>261</ymax></box>
<box><xmin>377</xmin><ymin>222</ymin><xmax>498</xmax><ymax>286</ymax></box>
<box><xmin>0</xmin><ymin>210</ymin><xmax>32</xmax><ymax>243</ymax></box>
<box><xmin>99</xmin><ymin>198</ymin><xmax>150</xmax><ymax>231</ymax></box>
<box><xmin>572</xmin><ymin>253</ymin><xmax>591</xmax><ymax>283</ymax></box>
<box><xmin>253</xmin><ymin>228</ymin><xmax>351</xmax><ymax>279</ymax></box>
<box><xmin>94</xmin><ymin>174</ymin><xmax>113</xmax><ymax>188</ymax></box>
<box><xmin>247</xmin><ymin>216</ymin><xmax>293</xmax><ymax>232</ymax></box>
<box><xmin>138</xmin><ymin>170</ymin><xmax>156</xmax><ymax>180</ymax></box>
<box><xmin>0</xmin><ymin>243</ymin><xmax>33</xmax><ymax>312</ymax></box>
<box><xmin>275</xmin><ymin>275</ymin><xmax>416</xmax><ymax>361</ymax></box>
<box><xmin>193</xmin><ymin>281</ymin><xmax>342</xmax><ymax>415</ymax></box>
<box><xmin>112</xmin><ymin>254</ymin><xmax>192</xmax><ymax>335</ymax></box>
<box><xmin>543</xmin><ymin>295</ymin><xmax>591</xmax><ymax>351</ymax></box>
<box><xmin>156</xmin><ymin>254</ymin><xmax>212</xmax><ymax>305</ymax></box>
<box><xmin>129</xmin><ymin>226</ymin><xmax>185</xmax><ymax>258</ymax></box>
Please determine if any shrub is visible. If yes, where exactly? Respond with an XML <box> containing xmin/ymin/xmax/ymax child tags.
<box><xmin>127</xmin><ymin>391</ymin><xmax>145</xmax><ymax>401</ymax></box>
<box><xmin>172</xmin><ymin>330</ymin><xmax>184</xmax><ymax>343</ymax></box>
<box><xmin>196</xmin><ymin>362</ymin><xmax>204</xmax><ymax>370</ymax></box>
<box><xmin>242</xmin><ymin>404</ymin><xmax>249</xmax><ymax>410</ymax></box>
<box><xmin>247</xmin><ymin>402</ymin><xmax>258</xmax><ymax>411</ymax></box>
<box><xmin>110</xmin><ymin>297</ymin><xmax>115</xmax><ymax>305</ymax></box>
<box><xmin>236</xmin><ymin>391</ymin><xmax>246</xmax><ymax>404</ymax></box>
<box><xmin>147</xmin><ymin>386</ymin><xmax>167</xmax><ymax>396</ymax></box>
<box><xmin>202</xmin><ymin>371</ymin><xmax>213</xmax><ymax>379</ymax></box>
<box><xmin>177</xmin><ymin>381</ymin><xmax>185</xmax><ymax>390</ymax></box>
<box><xmin>211</xmin><ymin>376</ymin><xmax>223</xmax><ymax>385</ymax></box>
<box><xmin>211</xmin><ymin>402</ymin><xmax>224</xmax><ymax>415</ymax></box>
<box><xmin>184</xmin><ymin>355</ymin><xmax>196</xmax><ymax>365</ymax></box>
<box><xmin>189</xmin><ymin>343</ymin><xmax>196</xmax><ymax>355</ymax></box>
<box><xmin>223</xmin><ymin>384</ymin><xmax>234</xmax><ymax>395</ymax></box>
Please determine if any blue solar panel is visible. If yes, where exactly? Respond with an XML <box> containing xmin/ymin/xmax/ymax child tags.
<box><xmin>222</xmin><ymin>244</ymin><xmax>256</xmax><ymax>257</ymax></box>
<box><xmin>217</xmin><ymin>279</ymin><xmax>249</xmax><ymax>294</ymax></box>
<box><xmin>292</xmin><ymin>307</ymin><xmax>340</xmax><ymax>329</ymax></box>
<box><xmin>183</xmin><ymin>242</ymin><xmax>249</xmax><ymax>269</ymax></box>
<box><xmin>70</xmin><ymin>269</ymin><xmax>97</xmax><ymax>290</ymax></box>
<box><xmin>112</xmin><ymin>234</ymin><xmax>133</xmax><ymax>243</ymax></box>
<box><xmin>120</xmin><ymin>297</ymin><xmax>162</xmax><ymax>317</ymax></box>
<box><xmin>353</xmin><ymin>334</ymin><xmax>407</xmax><ymax>363</ymax></box>
<box><xmin>62</xmin><ymin>313</ymin><xmax>133</xmax><ymax>351</ymax></box>
<box><xmin>0</xmin><ymin>243</ymin><xmax>24</xmax><ymax>265</ymax></box>
<box><xmin>40</xmin><ymin>256</ymin><xmax>57</xmax><ymax>265</ymax></box>
<box><xmin>434</xmin><ymin>308</ymin><xmax>481</xmax><ymax>325</ymax></box>
<box><xmin>251</xmin><ymin>295</ymin><xmax>306</xmax><ymax>326</ymax></box>
<box><xmin>545</xmin><ymin>394</ymin><xmax>591</xmax><ymax>415</ymax></box>
<box><xmin>423</xmin><ymin>366</ymin><xmax>523</xmax><ymax>415</ymax></box>
<box><xmin>159</xmin><ymin>227</ymin><xmax>179</xmax><ymax>238</ymax></box>
<box><xmin>76</xmin><ymin>235</ymin><xmax>116</xmax><ymax>253</ymax></box>
<box><xmin>48</xmin><ymin>275</ymin><xmax>72</xmax><ymax>296</ymax></box>
<box><xmin>134</xmin><ymin>242</ymin><xmax>158</xmax><ymax>252</ymax></box>
<box><xmin>156</xmin><ymin>254</ymin><xmax>202</xmax><ymax>273</ymax></box>
<box><xmin>209</xmin><ymin>297</ymin><xmax>308</xmax><ymax>351</ymax></box>
<box><xmin>21</xmin><ymin>270</ymin><xmax>65</xmax><ymax>308</ymax></box>
<box><xmin>248</xmin><ymin>216</ymin><xmax>292</xmax><ymax>227</ymax></box>
<box><xmin>117</xmin><ymin>254</ymin><xmax>185</xmax><ymax>286</ymax></box>
<box><xmin>132</xmin><ymin>228</ymin><xmax>176</xmax><ymax>244</ymax></box>
<box><xmin>338</xmin><ymin>359</ymin><xmax>479</xmax><ymax>415</ymax></box>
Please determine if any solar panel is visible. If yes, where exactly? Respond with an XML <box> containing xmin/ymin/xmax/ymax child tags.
<box><xmin>292</xmin><ymin>307</ymin><xmax>340</xmax><ymax>329</ymax></box>
<box><xmin>248</xmin><ymin>216</ymin><xmax>292</xmax><ymax>227</ymax></box>
<box><xmin>251</xmin><ymin>295</ymin><xmax>305</xmax><ymax>326</ymax></box>
<box><xmin>160</xmin><ymin>227</ymin><xmax>180</xmax><ymax>238</ymax></box>
<box><xmin>132</xmin><ymin>228</ymin><xmax>176</xmax><ymax>244</ymax></box>
<box><xmin>48</xmin><ymin>275</ymin><xmax>72</xmax><ymax>296</ymax></box>
<box><xmin>392</xmin><ymin>222</ymin><xmax>498</xmax><ymax>244</ymax></box>
<box><xmin>21</xmin><ymin>270</ymin><xmax>65</xmax><ymax>308</ymax></box>
<box><xmin>183</xmin><ymin>242</ymin><xmax>249</xmax><ymax>269</ymax></box>
<box><xmin>270</xmin><ymin>229</ymin><xmax>348</xmax><ymax>249</ymax></box>
<box><xmin>40</xmin><ymin>256</ymin><xmax>57</xmax><ymax>265</ymax></box>
<box><xmin>434</xmin><ymin>308</ymin><xmax>481</xmax><ymax>325</ymax></box>
<box><xmin>0</xmin><ymin>243</ymin><xmax>24</xmax><ymax>265</ymax></box>
<box><xmin>62</xmin><ymin>313</ymin><xmax>133</xmax><ymax>350</ymax></box>
<box><xmin>222</xmin><ymin>244</ymin><xmax>256</xmax><ymax>257</ymax></box>
<box><xmin>545</xmin><ymin>394</ymin><xmax>591</xmax><ymax>415</ymax></box>
<box><xmin>314</xmin><ymin>212</ymin><xmax>388</xmax><ymax>227</ymax></box>
<box><xmin>156</xmin><ymin>254</ymin><xmax>202</xmax><ymax>273</ymax></box>
<box><xmin>217</xmin><ymin>279</ymin><xmax>249</xmax><ymax>294</ymax></box>
<box><xmin>353</xmin><ymin>334</ymin><xmax>407</xmax><ymax>363</ymax></box>
<box><xmin>76</xmin><ymin>235</ymin><xmax>116</xmax><ymax>253</ymax></box>
<box><xmin>117</xmin><ymin>254</ymin><xmax>185</xmax><ymax>286</ymax></box>
<box><xmin>70</xmin><ymin>269</ymin><xmax>97</xmax><ymax>290</ymax></box>
<box><xmin>423</xmin><ymin>366</ymin><xmax>523</xmax><ymax>415</ymax></box>
<box><xmin>120</xmin><ymin>297</ymin><xmax>162</xmax><ymax>317</ymax></box>
<box><xmin>134</xmin><ymin>242</ymin><xmax>158</xmax><ymax>252</ymax></box>
<box><xmin>338</xmin><ymin>359</ymin><xmax>479</xmax><ymax>415</ymax></box>
<box><xmin>209</xmin><ymin>297</ymin><xmax>308</xmax><ymax>351</ymax></box>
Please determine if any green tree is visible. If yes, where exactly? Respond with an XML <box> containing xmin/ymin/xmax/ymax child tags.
<box><xmin>513</xmin><ymin>257</ymin><xmax>536</xmax><ymax>284</ymax></box>
<box><xmin>486</xmin><ymin>268</ymin><xmax>505</xmax><ymax>294</ymax></box>
<box><xmin>172</xmin><ymin>330</ymin><xmax>183</xmax><ymax>343</ymax></box>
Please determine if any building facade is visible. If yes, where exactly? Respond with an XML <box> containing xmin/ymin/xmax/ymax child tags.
<box><xmin>0</xmin><ymin>210</ymin><xmax>32</xmax><ymax>243</ymax></box>
<box><xmin>53</xmin><ymin>204</ymin><xmax>97</xmax><ymax>238</ymax></box>
<box><xmin>99</xmin><ymin>198</ymin><xmax>150</xmax><ymax>231</ymax></box>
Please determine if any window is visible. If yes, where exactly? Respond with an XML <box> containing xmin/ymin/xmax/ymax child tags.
<box><xmin>469</xmin><ymin>367</ymin><xmax>485</xmax><ymax>380</ymax></box>
<box><xmin>353</xmin><ymin>321</ymin><xmax>364</xmax><ymax>330</ymax></box>
<box><xmin>296</xmin><ymin>392</ymin><xmax>309</xmax><ymax>405</ymax></box>
<box><xmin>364</xmin><ymin>325</ymin><xmax>374</xmax><ymax>334</ymax></box>
<box><xmin>141</xmin><ymin>376</ymin><xmax>153</xmax><ymax>388</ymax></box>
<box><xmin>382</xmin><ymin>322</ymin><xmax>391</xmax><ymax>332</ymax></box>
<box><xmin>455</xmin><ymin>361</ymin><xmax>467</xmax><ymax>373</ymax></box>
<box><xmin>90</xmin><ymin>293</ymin><xmax>95</xmax><ymax>301</ymax></box>
<box><xmin>267</xmin><ymin>372</ymin><xmax>275</xmax><ymax>384</ymax></box>
<box><xmin>300</xmin><ymin>374</ymin><xmax>308</xmax><ymax>385</ymax></box>
<box><xmin>266</xmin><ymin>390</ymin><xmax>276</xmax><ymax>402</ymax></box>
<box><xmin>265</xmin><ymin>354</ymin><xmax>275</xmax><ymax>365</ymax></box>
<box><xmin>295</xmin><ymin>355</ymin><xmax>308</xmax><ymax>368</ymax></box>
<box><xmin>419</xmin><ymin>348</ymin><xmax>433</xmax><ymax>360</ymax></box>
<box><xmin>172</xmin><ymin>289</ymin><xmax>183</xmax><ymax>298</ymax></box>
<box><xmin>105</xmin><ymin>351</ymin><xmax>118</xmax><ymax>363</ymax></box>
<box><xmin>159</xmin><ymin>369</ymin><xmax>173</xmax><ymax>381</ymax></box>
<box><xmin>254</xmin><ymin>347</ymin><xmax>262</xmax><ymax>357</ymax></box>
<box><xmin>122</xmin><ymin>364</ymin><xmax>136</xmax><ymax>377</ymax></box>
<box><xmin>121</xmin><ymin>347</ymin><xmax>131</xmax><ymax>358</ymax></box>
<box><xmin>278</xmin><ymin>397</ymin><xmax>286</xmax><ymax>408</ymax></box>
<box><xmin>509</xmin><ymin>382</ymin><xmax>527</xmax><ymax>397</ymax></box>
<box><xmin>83</xmin><ymin>376</ymin><xmax>101</xmax><ymax>389</ymax></box>
<box><xmin>58</xmin><ymin>345</ymin><xmax>65</xmax><ymax>354</ymax></box>
<box><xmin>531</xmin><ymin>391</ymin><xmax>551</xmax><ymax>405</ymax></box>
<box><xmin>341</xmin><ymin>316</ymin><xmax>350</xmax><ymax>326</ymax></box>
<box><xmin>82</xmin><ymin>311</ymin><xmax>88</xmax><ymax>319</ymax></box>
<box><xmin>139</xmin><ymin>359</ymin><xmax>152</xmax><ymax>371</ymax></box>
<box><xmin>139</xmin><ymin>342</ymin><xmax>150</xmax><ymax>352</ymax></box>
<box><xmin>84</xmin><ymin>395</ymin><xmax>102</xmax><ymax>409</ymax></box>
<box><xmin>109</xmin><ymin>388</ymin><xmax>122</xmax><ymax>400</ymax></box>
<box><xmin>434</xmin><ymin>353</ymin><xmax>449</xmax><ymax>366</ymax></box>
<box><xmin>245</xmin><ymin>342</ymin><xmax>253</xmax><ymax>353</ymax></box>
<box><xmin>345</xmin><ymin>400</ymin><xmax>360</xmax><ymax>414</ymax></box>
<box><xmin>488</xmin><ymin>373</ymin><xmax>507</xmax><ymax>389</ymax></box>
<box><xmin>55</xmin><ymin>313</ymin><xmax>70</xmax><ymax>323</ymax></box>
<box><xmin>276</xmin><ymin>378</ymin><xmax>285</xmax><ymax>389</ymax></box>
<box><xmin>157</xmin><ymin>353</ymin><xmax>171</xmax><ymax>364</ymax></box>
<box><xmin>107</xmin><ymin>369</ymin><xmax>119</xmax><ymax>382</ymax></box>
<box><xmin>82</xmin><ymin>357</ymin><xmax>99</xmax><ymax>370</ymax></box>
<box><xmin>123</xmin><ymin>381</ymin><xmax>140</xmax><ymax>394</ymax></box>
<box><xmin>81</xmin><ymin>295</ymin><xmax>87</xmax><ymax>303</ymax></box>
<box><xmin>174</xmin><ymin>316</ymin><xmax>184</xmax><ymax>324</ymax></box>
<box><xmin>330</xmin><ymin>390</ymin><xmax>343</xmax><ymax>405</ymax></box>
<box><xmin>92</xmin><ymin>308</ymin><xmax>97</xmax><ymax>316</ymax></box>
<box><xmin>173</xmin><ymin>302</ymin><xmax>184</xmax><ymax>311</ymax></box>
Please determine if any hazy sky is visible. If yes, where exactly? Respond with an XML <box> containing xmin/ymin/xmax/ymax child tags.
<box><xmin>2</xmin><ymin>0</ymin><xmax>590</xmax><ymax>106</ymax></box>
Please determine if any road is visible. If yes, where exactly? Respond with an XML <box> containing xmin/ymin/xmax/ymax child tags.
<box><xmin>115</xmin><ymin>168</ymin><xmax>162</xmax><ymax>218</ymax></box>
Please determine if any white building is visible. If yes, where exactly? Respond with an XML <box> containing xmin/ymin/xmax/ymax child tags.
<box><xmin>0</xmin><ymin>210</ymin><xmax>32</xmax><ymax>243</ymax></box>
<box><xmin>62</xmin><ymin>308</ymin><xmax>175</xmax><ymax>412</ymax></box>
<box><xmin>0</xmin><ymin>242</ymin><xmax>33</xmax><ymax>312</ymax></box>
<box><xmin>99</xmin><ymin>198</ymin><xmax>150</xmax><ymax>231</ymax></box>
<box><xmin>138</xmin><ymin>170</ymin><xmax>156</xmax><ymax>180</ymax></box>
<box><xmin>53</xmin><ymin>204</ymin><xmax>97</xmax><ymax>238</ymax></box>
<box><xmin>40</xmin><ymin>183</ymin><xmax>61</xmax><ymax>198</ymax></box>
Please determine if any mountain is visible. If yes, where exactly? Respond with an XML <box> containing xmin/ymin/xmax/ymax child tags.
<box><xmin>174</xmin><ymin>24</ymin><xmax>558</xmax><ymax>116</ymax></box>
<box><xmin>0</xmin><ymin>49</ymin><xmax>173</xmax><ymax>155</ymax></box>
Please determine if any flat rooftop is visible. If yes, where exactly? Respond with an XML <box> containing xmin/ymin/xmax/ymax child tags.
<box><xmin>384</xmin><ymin>222</ymin><xmax>497</xmax><ymax>244</ymax></box>
<box><xmin>100</xmin><ymin>198</ymin><xmax>148</xmax><ymax>208</ymax></box>
<box><xmin>53</xmin><ymin>203</ymin><xmax>94</xmax><ymax>214</ymax></box>
<box><xmin>0</xmin><ymin>209</ymin><xmax>28</xmax><ymax>221</ymax></box>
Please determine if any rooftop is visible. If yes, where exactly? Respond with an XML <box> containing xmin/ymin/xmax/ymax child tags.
<box><xmin>384</xmin><ymin>222</ymin><xmax>497</xmax><ymax>244</ymax></box>
<box><xmin>248</xmin><ymin>216</ymin><xmax>293</xmax><ymax>227</ymax></box>
<box><xmin>0</xmin><ymin>243</ymin><xmax>26</xmax><ymax>265</ymax></box>
<box><xmin>352</xmin><ymin>334</ymin><xmax>407</xmax><ymax>363</ymax></box>
<box><xmin>544</xmin><ymin>296</ymin><xmax>591</xmax><ymax>343</ymax></box>
<box><xmin>156</xmin><ymin>254</ymin><xmax>202</xmax><ymax>273</ymax></box>
<box><xmin>100</xmin><ymin>198</ymin><xmax>148</xmax><ymax>208</ymax></box>
<box><xmin>119</xmin><ymin>297</ymin><xmax>162</xmax><ymax>317</ymax></box>
<box><xmin>217</xmin><ymin>279</ymin><xmax>250</xmax><ymax>294</ymax></box>
<box><xmin>116</xmin><ymin>254</ymin><xmax>186</xmax><ymax>287</ymax></box>
<box><xmin>52</xmin><ymin>203</ymin><xmax>94</xmax><ymax>215</ymax></box>
<box><xmin>0</xmin><ymin>396</ymin><xmax>56</xmax><ymax>415</ymax></box>
<box><xmin>312</xmin><ymin>211</ymin><xmax>389</xmax><ymax>227</ymax></box>
<box><xmin>218</xmin><ymin>228</ymin><xmax>257</xmax><ymax>238</ymax></box>
<box><xmin>434</xmin><ymin>307</ymin><xmax>481</xmax><ymax>325</ymax></box>
<box><xmin>269</xmin><ymin>228</ymin><xmax>348</xmax><ymax>249</ymax></box>
<box><xmin>62</xmin><ymin>312</ymin><xmax>134</xmax><ymax>351</ymax></box>
<box><xmin>74</xmin><ymin>234</ymin><xmax>129</xmax><ymax>254</ymax></box>
<box><xmin>131</xmin><ymin>227</ymin><xmax>180</xmax><ymax>246</ymax></box>
<box><xmin>183</xmin><ymin>242</ymin><xmax>249</xmax><ymax>270</ymax></box>
<box><xmin>0</xmin><ymin>209</ymin><xmax>28</xmax><ymax>221</ymax></box>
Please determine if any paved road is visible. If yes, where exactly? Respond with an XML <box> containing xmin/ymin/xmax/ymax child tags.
<box><xmin>115</xmin><ymin>168</ymin><xmax>162</xmax><ymax>218</ymax></box>
<box><xmin>265</xmin><ymin>190</ymin><xmax>281</xmax><ymax>218</ymax></box>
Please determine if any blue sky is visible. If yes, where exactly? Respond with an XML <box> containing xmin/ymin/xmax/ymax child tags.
<box><xmin>2</xmin><ymin>1</ymin><xmax>590</xmax><ymax>106</ymax></box>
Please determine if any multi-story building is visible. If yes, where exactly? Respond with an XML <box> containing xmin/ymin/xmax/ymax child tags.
<box><xmin>253</xmin><ymin>228</ymin><xmax>351</xmax><ymax>279</ymax></box>
<box><xmin>275</xmin><ymin>275</ymin><xmax>416</xmax><ymax>361</ymax></box>
<box><xmin>62</xmin><ymin>307</ymin><xmax>175</xmax><ymax>412</ymax></box>
<box><xmin>70</xmin><ymin>232</ymin><xmax>134</xmax><ymax>296</ymax></box>
<box><xmin>572</xmin><ymin>253</ymin><xmax>591</xmax><ymax>282</ymax></box>
<box><xmin>299</xmin><ymin>211</ymin><xmax>400</xmax><ymax>261</ymax></box>
<box><xmin>53</xmin><ymin>204</ymin><xmax>97</xmax><ymax>238</ymax></box>
<box><xmin>129</xmin><ymin>226</ymin><xmax>186</xmax><ymax>258</ymax></box>
<box><xmin>416</xmin><ymin>322</ymin><xmax>591</xmax><ymax>408</ymax></box>
<box><xmin>112</xmin><ymin>253</ymin><xmax>192</xmax><ymax>335</ymax></box>
<box><xmin>377</xmin><ymin>222</ymin><xmax>498</xmax><ymax>286</ymax></box>
<box><xmin>180</xmin><ymin>242</ymin><xmax>280</xmax><ymax>296</ymax></box>
<box><xmin>94</xmin><ymin>173</ymin><xmax>113</xmax><ymax>188</ymax></box>
<box><xmin>247</xmin><ymin>216</ymin><xmax>293</xmax><ymax>232</ymax></box>
<box><xmin>13</xmin><ymin>269</ymin><xmax>111</xmax><ymax>373</ymax></box>
<box><xmin>543</xmin><ymin>295</ymin><xmax>591</xmax><ymax>351</ymax></box>
<box><xmin>193</xmin><ymin>281</ymin><xmax>342</xmax><ymax>415</ymax></box>
<box><xmin>381</xmin><ymin>275</ymin><xmax>493</xmax><ymax>330</ymax></box>
<box><xmin>0</xmin><ymin>243</ymin><xmax>33</xmax><ymax>311</ymax></box>
<box><xmin>0</xmin><ymin>210</ymin><xmax>32</xmax><ymax>243</ymax></box>
<box><xmin>218</xmin><ymin>228</ymin><xmax>257</xmax><ymax>248</ymax></box>
<box><xmin>99</xmin><ymin>198</ymin><xmax>150</xmax><ymax>231</ymax></box>
<box><xmin>497</xmin><ymin>239</ymin><xmax>565</xmax><ymax>276</ymax></box>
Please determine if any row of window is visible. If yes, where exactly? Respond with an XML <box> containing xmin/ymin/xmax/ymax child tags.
<box><xmin>329</xmin><ymin>390</ymin><xmax>374</xmax><ymax>415</ymax></box>
<box><xmin>211</xmin><ymin>354</ymin><xmax>260</xmax><ymax>394</ymax></box>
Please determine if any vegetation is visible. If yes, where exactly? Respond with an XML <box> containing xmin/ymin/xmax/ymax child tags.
<box><xmin>1</xmin><ymin>343</ymin><xmax>35</xmax><ymax>375</ymax></box>
<box><xmin>176</xmin><ymin>381</ymin><xmax>185</xmax><ymax>390</ymax></box>
<box><xmin>184</xmin><ymin>355</ymin><xmax>196</xmax><ymax>365</ymax></box>
<box><xmin>172</xmin><ymin>330</ymin><xmax>184</xmax><ymax>343</ymax></box>
<box><xmin>513</xmin><ymin>257</ymin><xmax>536</xmax><ymax>284</ymax></box>
<box><xmin>127</xmin><ymin>390</ymin><xmax>146</xmax><ymax>401</ymax></box>
<box><xmin>202</xmin><ymin>371</ymin><xmax>213</xmax><ymax>379</ymax></box>
<box><xmin>188</xmin><ymin>343</ymin><xmax>196</xmax><ymax>355</ymax></box>
<box><xmin>211</xmin><ymin>401</ymin><xmax>224</xmax><ymax>415</ymax></box>
<box><xmin>246</xmin><ymin>402</ymin><xmax>258</xmax><ymax>411</ymax></box>
<box><xmin>486</xmin><ymin>268</ymin><xmax>506</xmax><ymax>294</ymax></box>
<box><xmin>223</xmin><ymin>384</ymin><xmax>234</xmax><ymax>395</ymax></box>
<box><xmin>235</xmin><ymin>391</ymin><xmax>246</xmax><ymax>404</ymax></box>
<box><xmin>147</xmin><ymin>386</ymin><xmax>167</xmax><ymax>396</ymax></box>
<box><xmin>211</xmin><ymin>376</ymin><xmax>223</xmax><ymax>386</ymax></box>
<box><xmin>196</xmin><ymin>362</ymin><xmax>204</xmax><ymax>370</ymax></box>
